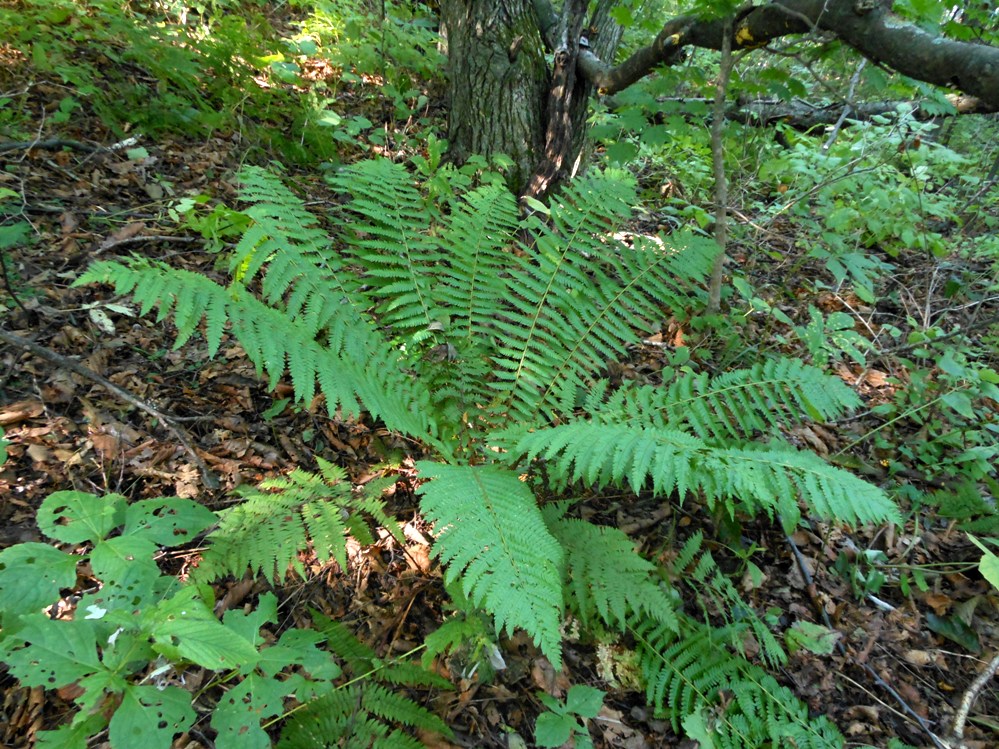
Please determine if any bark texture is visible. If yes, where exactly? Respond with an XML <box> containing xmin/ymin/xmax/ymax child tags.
<box><xmin>441</xmin><ymin>0</ymin><xmax>549</xmax><ymax>192</ymax></box>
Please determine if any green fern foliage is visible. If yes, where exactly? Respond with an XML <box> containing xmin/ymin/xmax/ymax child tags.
<box><xmin>75</xmin><ymin>257</ymin><xmax>435</xmax><ymax>441</ymax></box>
<box><xmin>196</xmin><ymin>458</ymin><xmax>400</xmax><ymax>582</ymax></box>
<box><xmin>668</xmin><ymin>532</ymin><xmax>784</xmax><ymax>667</ymax></box>
<box><xmin>542</xmin><ymin>504</ymin><xmax>678</xmax><ymax>632</ymax></box>
<box><xmin>486</xmin><ymin>179</ymin><xmax>719</xmax><ymax>423</ymax></box>
<box><xmin>277</xmin><ymin>683</ymin><xmax>442</xmax><ymax>749</ymax></box>
<box><xmin>278</xmin><ymin>615</ymin><xmax>453</xmax><ymax>749</ymax></box>
<box><xmin>328</xmin><ymin>159</ymin><xmax>718</xmax><ymax>427</ymax></box>
<box><xmin>634</xmin><ymin>617</ymin><xmax>843</xmax><ymax>749</ymax></box>
<box><xmin>416</xmin><ymin>462</ymin><xmax>565</xmax><ymax>667</ymax></box>
<box><xmin>587</xmin><ymin>357</ymin><xmax>862</xmax><ymax>441</ymax></box>
<box><xmin>501</xmin><ymin>421</ymin><xmax>900</xmax><ymax>528</ymax></box>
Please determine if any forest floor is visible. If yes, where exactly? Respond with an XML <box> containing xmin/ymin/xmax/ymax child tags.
<box><xmin>2</xmin><ymin>66</ymin><xmax>999</xmax><ymax>749</ymax></box>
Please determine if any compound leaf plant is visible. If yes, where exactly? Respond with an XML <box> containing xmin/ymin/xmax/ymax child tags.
<box><xmin>0</xmin><ymin>157</ymin><xmax>902</xmax><ymax>747</ymax></box>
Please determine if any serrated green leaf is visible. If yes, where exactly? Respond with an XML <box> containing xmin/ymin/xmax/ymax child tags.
<box><xmin>89</xmin><ymin>536</ymin><xmax>160</xmax><ymax>584</ymax></box>
<box><xmin>785</xmin><ymin>620</ymin><xmax>841</xmax><ymax>655</ymax></box>
<box><xmin>35</xmin><ymin>712</ymin><xmax>107</xmax><ymax>749</ymax></box>
<box><xmin>0</xmin><ymin>543</ymin><xmax>78</xmax><ymax>615</ymax></box>
<box><xmin>1</xmin><ymin>615</ymin><xmax>102</xmax><ymax>687</ymax></box>
<box><xmin>122</xmin><ymin>497</ymin><xmax>217</xmax><ymax>545</ymax></box>
<box><xmin>37</xmin><ymin>491</ymin><xmax>126</xmax><ymax>544</ymax></box>
<box><xmin>213</xmin><ymin>673</ymin><xmax>293</xmax><ymax>749</ymax></box>
<box><xmin>151</xmin><ymin>588</ymin><xmax>260</xmax><ymax>669</ymax></box>
<box><xmin>564</xmin><ymin>685</ymin><xmax>604</xmax><ymax>718</ymax></box>
<box><xmin>535</xmin><ymin>711</ymin><xmax>576</xmax><ymax>747</ymax></box>
<box><xmin>108</xmin><ymin>684</ymin><xmax>195</xmax><ymax>749</ymax></box>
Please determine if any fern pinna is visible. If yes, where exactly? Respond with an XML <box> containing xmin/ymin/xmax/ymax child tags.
<box><xmin>76</xmin><ymin>159</ymin><xmax>899</xmax><ymax>747</ymax></box>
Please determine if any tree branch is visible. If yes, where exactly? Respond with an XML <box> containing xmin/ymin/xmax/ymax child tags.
<box><xmin>576</xmin><ymin>0</ymin><xmax>999</xmax><ymax>111</ymax></box>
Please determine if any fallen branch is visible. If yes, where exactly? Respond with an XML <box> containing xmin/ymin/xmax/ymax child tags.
<box><xmin>947</xmin><ymin>652</ymin><xmax>999</xmax><ymax>748</ymax></box>
<box><xmin>0</xmin><ymin>328</ymin><xmax>220</xmax><ymax>489</ymax></box>
<box><xmin>0</xmin><ymin>136</ymin><xmax>140</xmax><ymax>155</ymax></box>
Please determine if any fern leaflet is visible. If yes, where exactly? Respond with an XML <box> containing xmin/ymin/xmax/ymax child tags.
<box><xmin>589</xmin><ymin>357</ymin><xmax>862</xmax><ymax>441</ymax></box>
<box><xmin>542</xmin><ymin>504</ymin><xmax>678</xmax><ymax>632</ymax></box>
<box><xmin>500</xmin><ymin>422</ymin><xmax>901</xmax><ymax>528</ymax></box>
<box><xmin>416</xmin><ymin>462</ymin><xmax>565</xmax><ymax>667</ymax></box>
<box><xmin>195</xmin><ymin>459</ymin><xmax>399</xmax><ymax>582</ymax></box>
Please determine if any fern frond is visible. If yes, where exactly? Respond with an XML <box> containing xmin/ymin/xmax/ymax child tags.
<box><xmin>634</xmin><ymin>617</ymin><xmax>843</xmax><ymax>748</ymax></box>
<box><xmin>499</xmin><ymin>422</ymin><xmax>901</xmax><ymax>528</ymax></box>
<box><xmin>416</xmin><ymin>462</ymin><xmax>565</xmax><ymax>667</ymax></box>
<box><xmin>667</xmin><ymin>532</ymin><xmax>784</xmax><ymax>667</ymax></box>
<box><xmin>195</xmin><ymin>460</ymin><xmax>397</xmax><ymax>582</ymax></box>
<box><xmin>76</xmin><ymin>259</ymin><xmax>438</xmax><ymax>442</ymax></box>
<box><xmin>590</xmin><ymin>358</ymin><xmax>862</xmax><ymax>441</ymax></box>
<box><xmin>434</xmin><ymin>183</ymin><xmax>521</xmax><ymax>341</ymax></box>
<box><xmin>488</xmin><ymin>171</ymin><xmax>719</xmax><ymax>422</ymax></box>
<box><xmin>330</xmin><ymin>159</ymin><xmax>443</xmax><ymax>336</ymax></box>
<box><xmin>277</xmin><ymin>683</ymin><xmax>446</xmax><ymax>749</ymax></box>
<box><xmin>542</xmin><ymin>506</ymin><xmax>677</xmax><ymax>632</ymax></box>
<box><xmin>233</xmin><ymin>166</ymin><xmax>370</xmax><ymax>352</ymax></box>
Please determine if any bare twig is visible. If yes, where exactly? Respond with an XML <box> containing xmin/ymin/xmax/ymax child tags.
<box><xmin>0</xmin><ymin>328</ymin><xmax>219</xmax><ymax>489</ymax></box>
<box><xmin>0</xmin><ymin>137</ymin><xmax>140</xmax><ymax>154</ymax></box>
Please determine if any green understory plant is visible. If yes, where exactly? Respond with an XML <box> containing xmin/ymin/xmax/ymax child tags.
<box><xmin>76</xmin><ymin>157</ymin><xmax>901</xmax><ymax>746</ymax></box>
<box><xmin>0</xmin><ymin>486</ymin><xmax>451</xmax><ymax>749</ymax></box>
<box><xmin>535</xmin><ymin>684</ymin><xmax>605</xmax><ymax>749</ymax></box>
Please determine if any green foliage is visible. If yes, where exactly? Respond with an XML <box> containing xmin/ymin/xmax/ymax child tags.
<box><xmin>535</xmin><ymin>685</ymin><xmax>605</xmax><ymax>749</ymax></box>
<box><xmin>584</xmin><ymin>355</ymin><xmax>862</xmax><ymax>439</ymax></box>
<box><xmin>0</xmin><ymin>491</ymin><xmax>227</xmax><ymax>749</ymax></box>
<box><xmin>195</xmin><ymin>457</ymin><xmax>402</xmax><ymax>582</ymax></box>
<box><xmin>0</xmin><ymin>487</ymin><xmax>452</xmax><ymax>748</ymax></box>
<box><xmin>634</xmin><ymin>616</ymin><xmax>843</xmax><ymax>749</ymax></box>
<box><xmin>75</xmin><ymin>158</ymin><xmax>902</xmax><ymax>746</ymax></box>
<box><xmin>278</xmin><ymin>614</ymin><xmax>453</xmax><ymax>749</ymax></box>
<box><xmin>417</xmin><ymin>463</ymin><xmax>565</xmax><ymax>666</ymax></box>
<box><xmin>500</xmin><ymin>421</ymin><xmax>899</xmax><ymax>530</ymax></box>
<box><xmin>872</xmin><ymin>345</ymin><xmax>999</xmax><ymax>483</ymax></box>
<box><xmin>543</xmin><ymin>504</ymin><xmax>678</xmax><ymax>632</ymax></box>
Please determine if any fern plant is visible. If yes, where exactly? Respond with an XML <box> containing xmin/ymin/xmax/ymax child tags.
<box><xmin>194</xmin><ymin>457</ymin><xmax>401</xmax><ymax>583</ymax></box>
<box><xmin>77</xmin><ymin>158</ymin><xmax>900</xmax><ymax>745</ymax></box>
<box><xmin>277</xmin><ymin>615</ymin><xmax>452</xmax><ymax>749</ymax></box>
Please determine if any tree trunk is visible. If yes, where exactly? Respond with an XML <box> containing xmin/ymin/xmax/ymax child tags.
<box><xmin>441</xmin><ymin>0</ymin><xmax>622</xmax><ymax>196</ymax></box>
<box><xmin>441</xmin><ymin>0</ymin><xmax>549</xmax><ymax>194</ymax></box>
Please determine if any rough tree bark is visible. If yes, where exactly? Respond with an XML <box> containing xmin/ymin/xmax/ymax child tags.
<box><xmin>440</xmin><ymin>0</ymin><xmax>999</xmax><ymax>197</ymax></box>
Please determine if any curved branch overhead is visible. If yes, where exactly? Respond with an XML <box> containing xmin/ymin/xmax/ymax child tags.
<box><xmin>576</xmin><ymin>0</ymin><xmax>999</xmax><ymax>111</ymax></box>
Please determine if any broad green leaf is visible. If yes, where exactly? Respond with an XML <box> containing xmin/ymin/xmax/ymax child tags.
<box><xmin>90</xmin><ymin>536</ymin><xmax>160</xmax><ymax>583</ymax></box>
<box><xmin>222</xmin><ymin>591</ymin><xmax>278</xmax><ymax>645</ymax></box>
<box><xmin>968</xmin><ymin>535</ymin><xmax>999</xmax><ymax>591</ymax></box>
<box><xmin>274</xmin><ymin>627</ymin><xmax>340</xmax><ymax>681</ymax></box>
<box><xmin>534</xmin><ymin>711</ymin><xmax>576</xmax><ymax>747</ymax></box>
<box><xmin>35</xmin><ymin>713</ymin><xmax>108</xmax><ymax>749</ymax></box>
<box><xmin>681</xmin><ymin>712</ymin><xmax>717</xmax><ymax>749</ymax></box>
<box><xmin>785</xmin><ymin>620</ymin><xmax>841</xmax><ymax>655</ymax></box>
<box><xmin>1</xmin><ymin>615</ymin><xmax>101</xmax><ymax>687</ymax></box>
<box><xmin>123</xmin><ymin>497</ymin><xmax>217</xmax><ymax>546</ymax></box>
<box><xmin>37</xmin><ymin>491</ymin><xmax>126</xmax><ymax>544</ymax></box>
<box><xmin>212</xmin><ymin>673</ymin><xmax>294</xmax><ymax>749</ymax></box>
<box><xmin>0</xmin><ymin>543</ymin><xmax>78</xmax><ymax>614</ymax></box>
<box><xmin>926</xmin><ymin>612</ymin><xmax>981</xmax><ymax>653</ymax></box>
<box><xmin>564</xmin><ymin>685</ymin><xmax>604</xmax><ymax>718</ymax></box>
<box><xmin>108</xmin><ymin>684</ymin><xmax>195</xmax><ymax>749</ymax></box>
<box><xmin>151</xmin><ymin>588</ymin><xmax>260</xmax><ymax>669</ymax></box>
